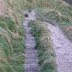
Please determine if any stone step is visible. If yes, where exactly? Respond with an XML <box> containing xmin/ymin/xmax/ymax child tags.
<box><xmin>23</xmin><ymin>21</ymin><xmax>28</xmax><ymax>25</ymax></box>
<box><xmin>24</xmin><ymin>28</ymin><xmax>30</xmax><ymax>32</ymax></box>
<box><xmin>24</xmin><ymin>63</ymin><xmax>38</xmax><ymax>70</ymax></box>
<box><xmin>25</xmin><ymin>50</ymin><xmax>37</xmax><ymax>54</ymax></box>
<box><xmin>25</xmin><ymin>70</ymin><xmax>38</xmax><ymax>72</ymax></box>
<box><xmin>25</xmin><ymin>40</ymin><xmax>35</xmax><ymax>44</ymax></box>
<box><xmin>25</xmin><ymin>46</ymin><xmax>35</xmax><ymax>49</ymax></box>
<box><xmin>25</xmin><ymin>34</ymin><xmax>32</xmax><ymax>37</ymax></box>
<box><xmin>24</xmin><ymin>48</ymin><xmax>37</xmax><ymax>53</ymax></box>
<box><xmin>26</xmin><ymin>37</ymin><xmax>35</xmax><ymax>41</ymax></box>
<box><xmin>25</xmin><ymin>47</ymin><xmax>35</xmax><ymax>50</ymax></box>
<box><xmin>24</xmin><ymin>27</ymin><xmax>30</xmax><ymax>30</ymax></box>
<box><xmin>25</xmin><ymin>43</ymin><xmax>36</xmax><ymax>48</ymax></box>
<box><xmin>25</xmin><ymin>53</ymin><xmax>37</xmax><ymax>59</ymax></box>
<box><xmin>25</xmin><ymin>47</ymin><xmax>35</xmax><ymax>49</ymax></box>
<box><xmin>25</xmin><ymin>37</ymin><xmax>35</xmax><ymax>40</ymax></box>
<box><xmin>26</xmin><ymin>36</ymin><xmax>35</xmax><ymax>39</ymax></box>
<box><xmin>25</xmin><ymin>42</ymin><xmax>35</xmax><ymax>45</ymax></box>
<box><xmin>25</xmin><ymin>59</ymin><xmax>39</xmax><ymax>64</ymax></box>
<box><xmin>25</xmin><ymin>42</ymin><xmax>35</xmax><ymax>46</ymax></box>
<box><xmin>25</xmin><ymin>30</ymin><xmax>31</xmax><ymax>34</ymax></box>
<box><xmin>25</xmin><ymin>43</ymin><xmax>36</xmax><ymax>49</ymax></box>
<box><xmin>29</xmin><ymin>27</ymin><xmax>31</xmax><ymax>30</ymax></box>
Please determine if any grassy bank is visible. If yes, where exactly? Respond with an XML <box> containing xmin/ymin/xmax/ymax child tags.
<box><xmin>32</xmin><ymin>0</ymin><xmax>72</xmax><ymax>41</ymax></box>
<box><xmin>29</xmin><ymin>20</ymin><xmax>56</xmax><ymax>72</ymax></box>
<box><xmin>0</xmin><ymin>0</ymin><xmax>25</xmax><ymax>71</ymax></box>
<box><xmin>35</xmin><ymin>1</ymin><xmax>72</xmax><ymax>41</ymax></box>
<box><xmin>0</xmin><ymin>0</ymin><xmax>72</xmax><ymax>71</ymax></box>
<box><xmin>0</xmin><ymin>16</ymin><xmax>24</xmax><ymax>72</ymax></box>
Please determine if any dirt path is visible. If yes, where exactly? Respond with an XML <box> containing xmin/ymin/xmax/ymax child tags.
<box><xmin>47</xmin><ymin>23</ymin><xmax>72</xmax><ymax>72</ymax></box>
<box><xmin>23</xmin><ymin>10</ymin><xmax>39</xmax><ymax>72</ymax></box>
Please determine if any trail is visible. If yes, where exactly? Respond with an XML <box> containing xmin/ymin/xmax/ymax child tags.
<box><xmin>23</xmin><ymin>10</ymin><xmax>39</xmax><ymax>72</ymax></box>
<box><xmin>23</xmin><ymin>10</ymin><xmax>72</xmax><ymax>72</ymax></box>
<box><xmin>47</xmin><ymin>23</ymin><xmax>72</xmax><ymax>72</ymax></box>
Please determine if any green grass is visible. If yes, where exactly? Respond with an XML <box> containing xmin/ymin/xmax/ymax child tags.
<box><xmin>0</xmin><ymin>0</ymin><xmax>25</xmax><ymax>71</ymax></box>
<box><xmin>34</xmin><ymin>0</ymin><xmax>72</xmax><ymax>37</ymax></box>
<box><xmin>35</xmin><ymin>3</ymin><xmax>72</xmax><ymax>41</ymax></box>
<box><xmin>0</xmin><ymin>16</ymin><xmax>16</xmax><ymax>32</ymax></box>
<box><xmin>0</xmin><ymin>16</ymin><xmax>24</xmax><ymax>72</ymax></box>
<box><xmin>1</xmin><ymin>0</ymin><xmax>72</xmax><ymax>72</ymax></box>
<box><xmin>29</xmin><ymin>20</ymin><xmax>56</xmax><ymax>72</ymax></box>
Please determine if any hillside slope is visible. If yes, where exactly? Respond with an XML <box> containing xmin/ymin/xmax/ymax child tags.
<box><xmin>0</xmin><ymin>0</ymin><xmax>72</xmax><ymax>72</ymax></box>
<box><xmin>0</xmin><ymin>0</ymin><xmax>24</xmax><ymax>72</ymax></box>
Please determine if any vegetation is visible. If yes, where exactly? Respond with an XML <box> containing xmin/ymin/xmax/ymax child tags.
<box><xmin>29</xmin><ymin>21</ymin><xmax>56</xmax><ymax>72</ymax></box>
<box><xmin>35</xmin><ymin>0</ymin><xmax>72</xmax><ymax>41</ymax></box>
<box><xmin>0</xmin><ymin>0</ymin><xmax>72</xmax><ymax>72</ymax></box>
<box><xmin>10</xmin><ymin>0</ymin><xmax>72</xmax><ymax>41</ymax></box>
<box><xmin>0</xmin><ymin>0</ymin><xmax>24</xmax><ymax>72</ymax></box>
<box><xmin>0</xmin><ymin>15</ymin><xmax>24</xmax><ymax>72</ymax></box>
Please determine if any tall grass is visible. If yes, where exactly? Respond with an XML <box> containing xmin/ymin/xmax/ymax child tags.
<box><xmin>29</xmin><ymin>20</ymin><xmax>56</xmax><ymax>72</ymax></box>
<box><xmin>0</xmin><ymin>0</ymin><xmax>72</xmax><ymax>72</ymax></box>
<box><xmin>0</xmin><ymin>0</ymin><xmax>26</xmax><ymax>72</ymax></box>
<box><xmin>0</xmin><ymin>16</ymin><xmax>24</xmax><ymax>72</ymax></box>
<box><xmin>35</xmin><ymin>0</ymin><xmax>72</xmax><ymax>41</ymax></box>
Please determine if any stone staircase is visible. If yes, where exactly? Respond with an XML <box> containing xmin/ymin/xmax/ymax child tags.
<box><xmin>23</xmin><ymin>19</ymin><xmax>39</xmax><ymax>72</ymax></box>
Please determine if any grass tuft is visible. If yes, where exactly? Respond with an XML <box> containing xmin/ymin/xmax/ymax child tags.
<box><xmin>29</xmin><ymin>20</ymin><xmax>56</xmax><ymax>72</ymax></box>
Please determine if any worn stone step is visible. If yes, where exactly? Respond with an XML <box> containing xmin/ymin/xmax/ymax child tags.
<box><xmin>25</xmin><ymin>53</ymin><xmax>37</xmax><ymax>59</ymax></box>
<box><xmin>24</xmin><ymin>27</ymin><xmax>30</xmax><ymax>31</ymax></box>
<box><xmin>24</xmin><ymin>47</ymin><xmax>36</xmax><ymax>51</ymax></box>
<box><xmin>28</xmin><ymin>37</ymin><xmax>35</xmax><ymax>39</ymax></box>
<box><xmin>25</xmin><ymin>47</ymin><xmax>36</xmax><ymax>51</ymax></box>
<box><xmin>25</xmin><ymin>38</ymin><xmax>35</xmax><ymax>41</ymax></box>
<box><xmin>25</xmin><ymin>42</ymin><xmax>35</xmax><ymax>46</ymax></box>
<box><xmin>25</xmin><ymin>47</ymin><xmax>35</xmax><ymax>49</ymax></box>
<box><xmin>25</xmin><ymin>33</ymin><xmax>31</xmax><ymax>36</ymax></box>
<box><xmin>25</xmin><ymin>46</ymin><xmax>35</xmax><ymax>49</ymax></box>
<box><xmin>24</xmin><ymin>68</ymin><xmax>38</xmax><ymax>72</ymax></box>
<box><xmin>28</xmin><ymin>27</ymin><xmax>31</xmax><ymax>30</ymax></box>
<box><xmin>25</xmin><ymin>59</ymin><xmax>39</xmax><ymax>64</ymax></box>
<box><xmin>25</xmin><ymin>43</ymin><xmax>36</xmax><ymax>48</ymax></box>
<box><xmin>23</xmin><ymin>21</ymin><xmax>28</xmax><ymax>25</ymax></box>
<box><xmin>25</xmin><ymin>70</ymin><xmax>38</xmax><ymax>72</ymax></box>
<box><xmin>26</xmin><ymin>36</ymin><xmax>35</xmax><ymax>40</ymax></box>
<box><xmin>25</xmin><ymin>30</ymin><xmax>31</xmax><ymax>34</ymax></box>
<box><xmin>24</xmin><ymin>28</ymin><xmax>30</xmax><ymax>32</ymax></box>
<box><xmin>25</xmin><ymin>40</ymin><xmax>35</xmax><ymax>44</ymax></box>
<box><xmin>25</xmin><ymin>50</ymin><xmax>37</xmax><ymax>54</ymax></box>
<box><xmin>25</xmin><ymin>44</ymin><xmax>36</xmax><ymax>49</ymax></box>
<box><xmin>25</xmin><ymin>33</ymin><xmax>32</xmax><ymax>35</ymax></box>
<box><xmin>25</xmin><ymin>42</ymin><xmax>35</xmax><ymax>45</ymax></box>
<box><xmin>26</xmin><ymin>37</ymin><xmax>35</xmax><ymax>41</ymax></box>
<box><xmin>24</xmin><ymin>63</ymin><xmax>38</xmax><ymax>70</ymax></box>
<box><xmin>25</xmin><ymin>49</ymin><xmax>37</xmax><ymax>53</ymax></box>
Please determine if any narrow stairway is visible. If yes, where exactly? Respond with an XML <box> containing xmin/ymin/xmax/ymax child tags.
<box><xmin>23</xmin><ymin>11</ymin><xmax>39</xmax><ymax>72</ymax></box>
